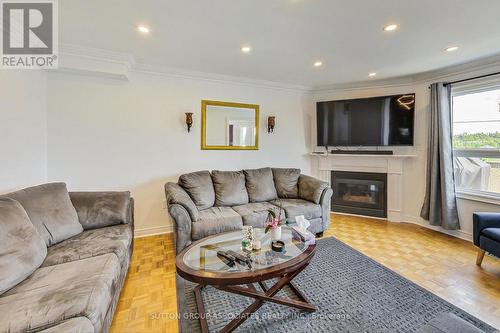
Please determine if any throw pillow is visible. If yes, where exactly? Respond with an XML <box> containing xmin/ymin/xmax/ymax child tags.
<box><xmin>6</xmin><ymin>183</ymin><xmax>83</xmax><ymax>246</ymax></box>
<box><xmin>244</xmin><ymin>168</ymin><xmax>278</xmax><ymax>202</ymax></box>
<box><xmin>211</xmin><ymin>171</ymin><xmax>249</xmax><ymax>206</ymax></box>
<box><xmin>179</xmin><ymin>171</ymin><xmax>215</xmax><ymax>210</ymax></box>
<box><xmin>272</xmin><ymin>168</ymin><xmax>300</xmax><ymax>198</ymax></box>
<box><xmin>0</xmin><ymin>198</ymin><xmax>47</xmax><ymax>295</ymax></box>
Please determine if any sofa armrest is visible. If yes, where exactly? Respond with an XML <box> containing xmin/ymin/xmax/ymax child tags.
<box><xmin>164</xmin><ymin>183</ymin><xmax>199</xmax><ymax>222</ymax></box>
<box><xmin>169</xmin><ymin>204</ymin><xmax>193</xmax><ymax>253</ymax></box>
<box><xmin>298</xmin><ymin>174</ymin><xmax>329</xmax><ymax>204</ymax></box>
<box><xmin>69</xmin><ymin>191</ymin><xmax>133</xmax><ymax>230</ymax></box>
<box><xmin>473</xmin><ymin>212</ymin><xmax>500</xmax><ymax>246</ymax></box>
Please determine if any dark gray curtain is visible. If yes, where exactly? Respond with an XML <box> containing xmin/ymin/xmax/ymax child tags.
<box><xmin>420</xmin><ymin>83</ymin><xmax>460</xmax><ymax>230</ymax></box>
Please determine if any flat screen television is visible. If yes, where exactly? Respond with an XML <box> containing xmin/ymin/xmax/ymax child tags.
<box><xmin>316</xmin><ymin>94</ymin><xmax>415</xmax><ymax>147</ymax></box>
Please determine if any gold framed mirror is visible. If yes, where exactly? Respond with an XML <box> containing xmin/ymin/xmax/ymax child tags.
<box><xmin>201</xmin><ymin>100</ymin><xmax>259</xmax><ymax>150</ymax></box>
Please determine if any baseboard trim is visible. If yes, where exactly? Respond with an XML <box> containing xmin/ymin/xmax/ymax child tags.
<box><xmin>402</xmin><ymin>214</ymin><xmax>472</xmax><ymax>242</ymax></box>
<box><xmin>134</xmin><ymin>225</ymin><xmax>173</xmax><ymax>238</ymax></box>
<box><xmin>332</xmin><ymin>211</ymin><xmax>387</xmax><ymax>221</ymax></box>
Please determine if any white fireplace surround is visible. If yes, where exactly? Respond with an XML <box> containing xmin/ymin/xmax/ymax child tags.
<box><xmin>311</xmin><ymin>153</ymin><xmax>416</xmax><ymax>222</ymax></box>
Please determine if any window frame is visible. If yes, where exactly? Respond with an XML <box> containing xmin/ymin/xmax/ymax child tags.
<box><xmin>450</xmin><ymin>77</ymin><xmax>500</xmax><ymax>202</ymax></box>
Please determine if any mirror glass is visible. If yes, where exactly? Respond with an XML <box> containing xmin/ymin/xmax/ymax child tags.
<box><xmin>202</xmin><ymin>101</ymin><xmax>259</xmax><ymax>150</ymax></box>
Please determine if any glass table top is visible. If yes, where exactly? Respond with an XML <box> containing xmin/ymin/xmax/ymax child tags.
<box><xmin>182</xmin><ymin>227</ymin><xmax>310</xmax><ymax>273</ymax></box>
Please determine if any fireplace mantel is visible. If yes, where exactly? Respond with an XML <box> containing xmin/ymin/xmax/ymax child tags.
<box><xmin>310</xmin><ymin>153</ymin><xmax>416</xmax><ymax>222</ymax></box>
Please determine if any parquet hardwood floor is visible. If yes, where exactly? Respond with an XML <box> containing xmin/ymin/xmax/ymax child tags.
<box><xmin>110</xmin><ymin>214</ymin><xmax>500</xmax><ymax>333</ymax></box>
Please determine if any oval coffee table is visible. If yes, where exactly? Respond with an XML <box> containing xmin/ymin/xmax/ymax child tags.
<box><xmin>176</xmin><ymin>226</ymin><xmax>316</xmax><ymax>333</ymax></box>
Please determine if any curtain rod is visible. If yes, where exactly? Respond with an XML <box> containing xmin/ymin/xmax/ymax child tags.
<box><xmin>443</xmin><ymin>71</ymin><xmax>500</xmax><ymax>86</ymax></box>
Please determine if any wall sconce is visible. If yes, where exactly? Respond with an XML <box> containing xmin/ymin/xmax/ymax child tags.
<box><xmin>185</xmin><ymin>112</ymin><xmax>193</xmax><ymax>132</ymax></box>
<box><xmin>267</xmin><ymin>116</ymin><xmax>276</xmax><ymax>133</ymax></box>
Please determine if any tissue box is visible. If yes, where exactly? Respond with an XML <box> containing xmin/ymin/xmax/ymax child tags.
<box><xmin>292</xmin><ymin>226</ymin><xmax>316</xmax><ymax>245</ymax></box>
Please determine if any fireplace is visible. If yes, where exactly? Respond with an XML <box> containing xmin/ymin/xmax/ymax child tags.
<box><xmin>331</xmin><ymin>171</ymin><xmax>387</xmax><ymax>218</ymax></box>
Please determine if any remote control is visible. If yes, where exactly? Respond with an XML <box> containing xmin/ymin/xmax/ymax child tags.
<box><xmin>217</xmin><ymin>250</ymin><xmax>236</xmax><ymax>263</ymax></box>
<box><xmin>227</xmin><ymin>250</ymin><xmax>252</xmax><ymax>264</ymax></box>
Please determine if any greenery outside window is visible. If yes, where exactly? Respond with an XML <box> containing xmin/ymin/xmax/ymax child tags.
<box><xmin>452</xmin><ymin>82</ymin><xmax>500</xmax><ymax>197</ymax></box>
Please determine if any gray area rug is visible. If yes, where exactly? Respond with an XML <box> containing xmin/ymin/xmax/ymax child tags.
<box><xmin>176</xmin><ymin>237</ymin><xmax>497</xmax><ymax>333</ymax></box>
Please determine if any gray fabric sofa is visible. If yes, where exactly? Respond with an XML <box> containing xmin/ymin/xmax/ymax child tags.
<box><xmin>165</xmin><ymin>168</ymin><xmax>333</xmax><ymax>253</ymax></box>
<box><xmin>0</xmin><ymin>183</ymin><xmax>134</xmax><ymax>333</ymax></box>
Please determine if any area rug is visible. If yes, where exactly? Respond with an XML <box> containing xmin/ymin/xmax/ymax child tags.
<box><xmin>176</xmin><ymin>237</ymin><xmax>497</xmax><ymax>332</ymax></box>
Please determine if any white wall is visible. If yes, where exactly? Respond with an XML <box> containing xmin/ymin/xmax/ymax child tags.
<box><xmin>47</xmin><ymin>71</ymin><xmax>309</xmax><ymax>235</ymax></box>
<box><xmin>308</xmin><ymin>71</ymin><xmax>500</xmax><ymax>240</ymax></box>
<box><xmin>4</xmin><ymin>52</ymin><xmax>498</xmax><ymax>241</ymax></box>
<box><xmin>0</xmin><ymin>71</ymin><xmax>47</xmax><ymax>193</ymax></box>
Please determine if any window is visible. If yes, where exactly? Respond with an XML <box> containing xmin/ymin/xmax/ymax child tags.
<box><xmin>452</xmin><ymin>84</ymin><xmax>500</xmax><ymax>196</ymax></box>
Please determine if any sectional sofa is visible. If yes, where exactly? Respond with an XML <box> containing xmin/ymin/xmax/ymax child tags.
<box><xmin>0</xmin><ymin>183</ymin><xmax>134</xmax><ymax>333</ymax></box>
<box><xmin>165</xmin><ymin>167</ymin><xmax>333</xmax><ymax>253</ymax></box>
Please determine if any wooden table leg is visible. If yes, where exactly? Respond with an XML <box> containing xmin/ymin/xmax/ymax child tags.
<box><xmin>258</xmin><ymin>281</ymin><xmax>268</xmax><ymax>291</ymax></box>
<box><xmin>192</xmin><ymin>262</ymin><xmax>314</xmax><ymax>333</ymax></box>
<box><xmin>193</xmin><ymin>285</ymin><xmax>209</xmax><ymax>333</ymax></box>
<box><xmin>260</xmin><ymin>277</ymin><xmax>311</xmax><ymax>305</ymax></box>
<box><xmin>217</xmin><ymin>285</ymin><xmax>316</xmax><ymax>312</ymax></box>
<box><xmin>217</xmin><ymin>262</ymin><xmax>313</xmax><ymax>333</ymax></box>
<box><xmin>288</xmin><ymin>281</ymin><xmax>312</xmax><ymax>304</ymax></box>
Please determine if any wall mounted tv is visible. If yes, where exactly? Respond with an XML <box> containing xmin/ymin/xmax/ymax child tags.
<box><xmin>316</xmin><ymin>94</ymin><xmax>415</xmax><ymax>147</ymax></box>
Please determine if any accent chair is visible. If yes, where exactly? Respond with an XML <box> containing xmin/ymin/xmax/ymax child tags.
<box><xmin>473</xmin><ymin>212</ymin><xmax>500</xmax><ymax>266</ymax></box>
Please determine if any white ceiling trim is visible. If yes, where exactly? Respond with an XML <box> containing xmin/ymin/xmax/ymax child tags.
<box><xmin>58</xmin><ymin>44</ymin><xmax>311</xmax><ymax>92</ymax></box>
<box><xmin>133</xmin><ymin>62</ymin><xmax>311</xmax><ymax>92</ymax></box>
<box><xmin>60</xmin><ymin>44</ymin><xmax>135</xmax><ymax>66</ymax></box>
<box><xmin>411</xmin><ymin>53</ymin><xmax>500</xmax><ymax>85</ymax></box>
<box><xmin>58</xmin><ymin>44</ymin><xmax>500</xmax><ymax>94</ymax></box>
<box><xmin>311</xmin><ymin>53</ymin><xmax>500</xmax><ymax>94</ymax></box>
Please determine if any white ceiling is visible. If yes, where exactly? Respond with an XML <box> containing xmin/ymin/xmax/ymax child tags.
<box><xmin>60</xmin><ymin>0</ymin><xmax>500</xmax><ymax>87</ymax></box>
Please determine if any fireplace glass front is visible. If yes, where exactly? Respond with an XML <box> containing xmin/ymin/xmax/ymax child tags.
<box><xmin>331</xmin><ymin>171</ymin><xmax>387</xmax><ymax>218</ymax></box>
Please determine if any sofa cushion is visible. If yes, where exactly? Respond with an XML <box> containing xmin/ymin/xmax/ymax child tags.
<box><xmin>0</xmin><ymin>198</ymin><xmax>47</xmax><ymax>295</ymax></box>
<box><xmin>165</xmin><ymin>183</ymin><xmax>199</xmax><ymax>221</ymax></box>
<box><xmin>42</xmin><ymin>224</ymin><xmax>133</xmax><ymax>268</ymax></box>
<box><xmin>38</xmin><ymin>317</ymin><xmax>94</xmax><ymax>333</ymax></box>
<box><xmin>211</xmin><ymin>170</ymin><xmax>249</xmax><ymax>206</ymax></box>
<box><xmin>271</xmin><ymin>199</ymin><xmax>322</xmax><ymax>223</ymax></box>
<box><xmin>0</xmin><ymin>253</ymin><xmax>121</xmax><ymax>333</ymax></box>
<box><xmin>192</xmin><ymin>207</ymin><xmax>243</xmax><ymax>240</ymax></box>
<box><xmin>479</xmin><ymin>235</ymin><xmax>500</xmax><ymax>258</ymax></box>
<box><xmin>298</xmin><ymin>175</ymin><xmax>329</xmax><ymax>204</ymax></box>
<box><xmin>482</xmin><ymin>228</ymin><xmax>500</xmax><ymax>242</ymax></box>
<box><xmin>232</xmin><ymin>202</ymin><xmax>277</xmax><ymax>228</ymax></box>
<box><xmin>272</xmin><ymin>168</ymin><xmax>300</xmax><ymax>198</ymax></box>
<box><xmin>243</xmin><ymin>168</ymin><xmax>278</xmax><ymax>203</ymax></box>
<box><xmin>69</xmin><ymin>191</ymin><xmax>131</xmax><ymax>229</ymax></box>
<box><xmin>179</xmin><ymin>171</ymin><xmax>215</xmax><ymax>210</ymax></box>
<box><xmin>6</xmin><ymin>183</ymin><xmax>83</xmax><ymax>246</ymax></box>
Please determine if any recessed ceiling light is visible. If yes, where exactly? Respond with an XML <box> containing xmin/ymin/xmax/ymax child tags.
<box><xmin>369</xmin><ymin>72</ymin><xmax>377</xmax><ymax>77</ymax></box>
<box><xmin>445</xmin><ymin>46</ymin><xmax>459</xmax><ymax>52</ymax></box>
<box><xmin>137</xmin><ymin>26</ymin><xmax>150</xmax><ymax>33</ymax></box>
<box><xmin>383</xmin><ymin>24</ymin><xmax>398</xmax><ymax>32</ymax></box>
<box><xmin>241</xmin><ymin>46</ymin><xmax>251</xmax><ymax>53</ymax></box>
<box><xmin>313</xmin><ymin>61</ymin><xmax>323</xmax><ymax>67</ymax></box>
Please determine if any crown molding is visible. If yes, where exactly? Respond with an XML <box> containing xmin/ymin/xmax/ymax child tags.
<box><xmin>57</xmin><ymin>44</ymin><xmax>500</xmax><ymax>94</ymax></box>
<box><xmin>309</xmin><ymin>77</ymin><xmax>414</xmax><ymax>95</ymax></box>
<box><xmin>57</xmin><ymin>44</ymin><xmax>134</xmax><ymax>80</ymax></box>
<box><xmin>310</xmin><ymin>53</ymin><xmax>500</xmax><ymax>94</ymax></box>
<box><xmin>60</xmin><ymin>44</ymin><xmax>135</xmax><ymax>67</ymax></box>
<box><xmin>411</xmin><ymin>53</ymin><xmax>500</xmax><ymax>84</ymax></box>
<box><xmin>133</xmin><ymin>62</ymin><xmax>311</xmax><ymax>92</ymax></box>
<box><xmin>57</xmin><ymin>44</ymin><xmax>311</xmax><ymax>92</ymax></box>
